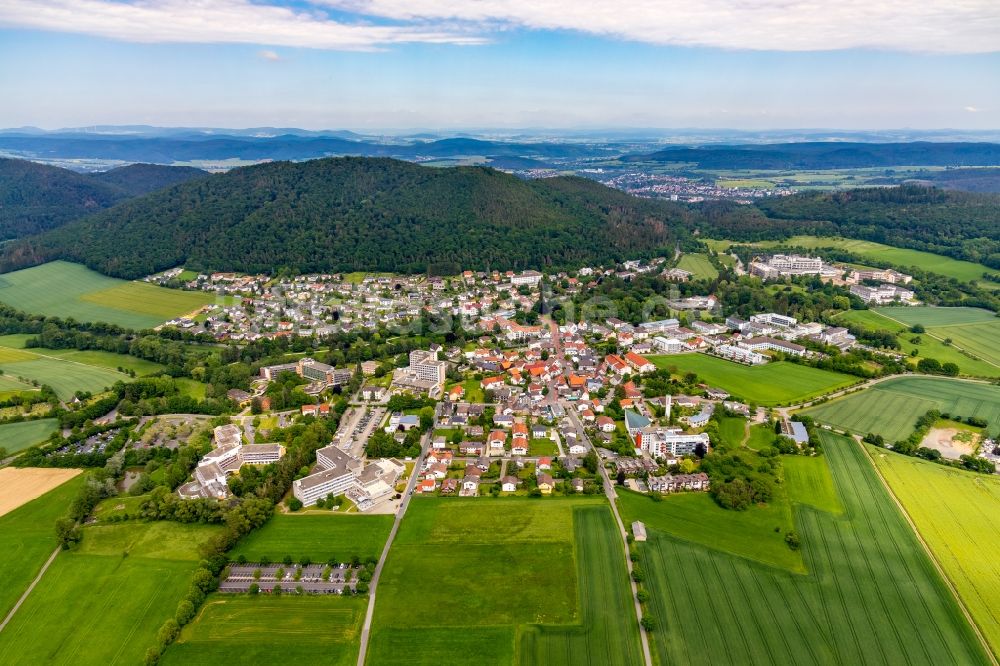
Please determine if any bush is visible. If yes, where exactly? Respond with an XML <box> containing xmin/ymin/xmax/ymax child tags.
<box><xmin>785</xmin><ymin>531</ymin><xmax>800</xmax><ymax>551</ymax></box>
<box><xmin>640</xmin><ymin>616</ymin><xmax>655</xmax><ymax>631</ymax></box>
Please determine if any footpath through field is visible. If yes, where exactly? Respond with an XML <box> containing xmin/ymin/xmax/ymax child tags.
<box><xmin>0</xmin><ymin>548</ymin><xmax>59</xmax><ymax>634</ymax></box>
<box><xmin>569</xmin><ymin>407</ymin><xmax>653</xmax><ymax>666</ymax></box>
<box><xmin>356</xmin><ymin>430</ymin><xmax>430</xmax><ymax>666</ymax></box>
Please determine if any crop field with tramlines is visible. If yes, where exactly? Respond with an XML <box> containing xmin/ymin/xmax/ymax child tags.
<box><xmin>621</xmin><ymin>432</ymin><xmax>990</xmax><ymax>666</ymax></box>
<box><xmin>229</xmin><ymin>513</ymin><xmax>394</xmax><ymax>564</ymax></box>
<box><xmin>0</xmin><ymin>260</ymin><xmax>213</xmax><ymax>329</ymax></box>
<box><xmin>366</xmin><ymin>497</ymin><xmax>640</xmax><ymax>666</ymax></box>
<box><xmin>801</xmin><ymin>376</ymin><xmax>1000</xmax><ymax>442</ymax></box>
<box><xmin>869</xmin><ymin>447</ymin><xmax>1000</xmax><ymax>657</ymax></box>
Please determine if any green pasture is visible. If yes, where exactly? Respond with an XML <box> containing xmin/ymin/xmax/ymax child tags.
<box><xmin>676</xmin><ymin>253</ymin><xmax>719</xmax><ymax>280</ymax></box>
<box><xmin>0</xmin><ymin>261</ymin><xmax>214</xmax><ymax>329</ymax></box>
<box><xmin>800</xmin><ymin>376</ymin><xmax>1000</xmax><ymax>442</ymax></box>
<box><xmin>783</xmin><ymin>455</ymin><xmax>843</xmax><ymax>514</ymax></box>
<box><xmin>0</xmin><ymin>521</ymin><xmax>223</xmax><ymax>665</ymax></box>
<box><xmin>0</xmin><ymin>473</ymin><xmax>85</xmax><ymax>619</ymax></box>
<box><xmin>834</xmin><ymin>309</ymin><xmax>999</xmax><ymax>377</ymax></box>
<box><xmin>163</xmin><ymin>596</ymin><xmax>368</xmax><ymax>666</ymax></box>
<box><xmin>630</xmin><ymin>431</ymin><xmax>990</xmax><ymax>665</ymax></box>
<box><xmin>230</xmin><ymin>513</ymin><xmax>393</xmax><ymax>563</ymax></box>
<box><xmin>0</xmin><ymin>419</ymin><xmax>59</xmax><ymax>454</ymax></box>
<box><xmin>617</xmin><ymin>488</ymin><xmax>802</xmax><ymax>573</ymax></box>
<box><xmin>367</xmin><ymin>496</ymin><xmax>639</xmax><ymax>665</ymax></box>
<box><xmin>869</xmin><ymin>447</ymin><xmax>1000</xmax><ymax>658</ymax></box>
<box><xmin>648</xmin><ymin>354</ymin><xmax>858</xmax><ymax>406</ymax></box>
<box><xmin>874</xmin><ymin>306</ymin><xmax>998</xmax><ymax>328</ymax></box>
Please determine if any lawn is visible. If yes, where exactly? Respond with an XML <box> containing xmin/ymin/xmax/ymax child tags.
<box><xmin>367</xmin><ymin>496</ymin><xmax>639</xmax><ymax>665</ymax></box>
<box><xmin>874</xmin><ymin>306</ymin><xmax>999</xmax><ymax>328</ymax></box>
<box><xmin>617</xmin><ymin>488</ymin><xmax>803</xmax><ymax>573</ymax></box>
<box><xmin>0</xmin><ymin>521</ymin><xmax>224</xmax><ymax>665</ymax></box>
<box><xmin>648</xmin><ymin>354</ymin><xmax>858</xmax><ymax>406</ymax></box>
<box><xmin>800</xmin><ymin>376</ymin><xmax>1000</xmax><ymax>442</ymax></box>
<box><xmin>36</xmin><ymin>348</ymin><xmax>167</xmax><ymax>375</ymax></box>
<box><xmin>745</xmin><ymin>423</ymin><xmax>779</xmax><ymax>450</ymax></box>
<box><xmin>528</xmin><ymin>437</ymin><xmax>559</xmax><ymax>456</ymax></box>
<box><xmin>872</xmin><ymin>306</ymin><xmax>1000</xmax><ymax>372</ymax></box>
<box><xmin>163</xmin><ymin>596</ymin><xmax>368</xmax><ymax>666</ymax></box>
<box><xmin>676</xmin><ymin>253</ymin><xmax>719</xmax><ymax>280</ymax></box>
<box><xmin>0</xmin><ymin>261</ymin><xmax>214</xmax><ymax>329</ymax></box>
<box><xmin>230</xmin><ymin>513</ymin><xmax>393</xmax><ymax>563</ymax></box>
<box><xmin>630</xmin><ymin>431</ymin><xmax>990</xmax><ymax>666</ymax></box>
<box><xmin>835</xmin><ymin>309</ymin><xmax>999</xmax><ymax>378</ymax></box>
<box><xmin>716</xmin><ymin>414</ymin><xmax>747</xmax><ymax>447</ymax></box>
<box><xmin>0</xmin><ymin>473</ymin><xmax>85</xmax><ymax>619</ymax></box>
<box><xmin>868</xmin><ymin>447</ymin><xmax>1000</xmax><ymax>658</ymax></box>
<box><xmin>0</xmin><ymin>418</ymin><xmax>59</xmax><ymax>454</ymax></box>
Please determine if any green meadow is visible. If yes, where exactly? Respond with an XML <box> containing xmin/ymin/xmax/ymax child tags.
<box><xmin>163</xmin><ymin>596</ymin><xmax>368</xmax><ymax>666</ymax></box>
<box><xmin>0</xmin><ymin>419</ymin><xmax>59</xmax><ymax>454</ymax></box>
<box><xmin>676</xmin><ymin>253</ymin><xmax>719</xmax><ymax>280</ymax></box>
<box><xmin>0</xmin><ymin>521</ymin><xmax>224</xmax><ymax>665</ymax></box>
<box><xmin>801</xmin><ymin>376</ymin><xmax>1000</xmax><ymax>442</ymax></box>
<box><xmin>648</xmin><ymin>353</ymin><xmax>858</xmax><ymax>406</ymax></box>
<box><xmin>366</xmin><ymin>497</ymin><xmax>640</xmax><ymax>666</ymax></box>
<box><xmin>0</xmin><ymin>473</ymin><xmax>85</xmax><ymax>619</ymax></box>
<box><xmin>230</xmin><ymin>513</ymin><xmax>394</xmax><ymax>563</ymax></box>
<box><xmin>0</xmin><ymin>335</ymin><xmax>166</xmax><ymax>399</ymax></box>
<box><xmin>623</xmin><ymin>432</ymin><xmax>990</xmax><ymax>665</ymax></box>
<box><xmin>0</xmin><ymin>261</ymin><xmax>214</xmax><ymax>329</ymax></box>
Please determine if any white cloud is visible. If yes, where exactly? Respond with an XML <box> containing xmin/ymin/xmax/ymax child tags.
<box><xmin>258</xmin><ymin>49</ymin><xmax>281</xmax><ymax>61</ymax></box>
<box><xmin>0</xmin><ymin>0</ymin><xmax>485</xmax><ymax>50</ymax></box>
<box><xmin>964</xmin><ymin>106</ymin><xmax>980</xmax><ymax>112</ymax></box>
<box><xmin>328</xmin><ymin>0</ymin><xmax>1000</xmax><ymax>53</ymax></box>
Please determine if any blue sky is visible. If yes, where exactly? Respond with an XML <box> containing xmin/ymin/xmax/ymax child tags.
<box><xmin>0</xmin><ymin>0</ymin><xmax>998</xmax><ymax>130</ymax></box>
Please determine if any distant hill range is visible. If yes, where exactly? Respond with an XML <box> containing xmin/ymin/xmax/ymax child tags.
<box><xmin>624</xmin><ymin>142</ymin><xmax>1000</xmax><ymax>169</ymax></box>
<box><xmin>0</xmin><ymin>157</ymin><xmax>690</xmax><ymax>278</ymax></box>
<box><xmin>0</xmin><ymin>158</ymin><xmax>207</xmax><ymax>241</ymax></box>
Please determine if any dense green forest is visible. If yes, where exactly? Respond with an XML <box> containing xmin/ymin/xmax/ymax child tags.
<box><xmin>756</xmin><ymin>186</ymin><xmax>1000</xmax><ymax>268</ymax></box>
<box><xmin>0</xmin><ymin>158</ymin><xmax>206</xmax><ymax>241</ymax></box>
<box><xmin>0</xmin><ymin>157</ymin><xmax>692</xmax><ymax>278</ymax></box>
<box><xmin>90</xmin><ymin>162</ymin><xmax>208</xmax><ymax>196</ymax></box>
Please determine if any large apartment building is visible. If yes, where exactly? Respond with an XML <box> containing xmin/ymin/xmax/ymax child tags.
<box><xmin>637</xmin><ymin>428</ymin><xmax>711</xmax><ymax>458</ymax></box>
<box><xmin>293</xmin><ymin>445</ymin><xmax>405</xmax><ymax>509</ymax></box>
<box><xmin>408</xmin><ymin>349</ymin><xmax>447</xmax><ymax>384</ymax></box>
<box><xmin>179</xmin><ymin>425</ymin><xmax>285</xmax><ymax>500</ymax></box>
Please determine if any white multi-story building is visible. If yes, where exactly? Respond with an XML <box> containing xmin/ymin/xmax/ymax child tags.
<box><xmin>408</xmin><ymin>349</ymin><xmax>447</xmax><ymax>385</ymax></box>
<box><xmin>714</xmin><ymin>344</ymin><xmax>767</xmax><ymax>365</ymax></box>
<box><xmin>850</xmin><ymin>283</ymin><xmax>916</xmax><ymax>305</ymax></box>
<box><xmin>294</xmin><ymin>445</ymin><xmax>404</xmax><ymax>509</ymax></box>
<box><xmin>637</xmin><ymin>428</ymin><xmax>711</xmax><ymax>458</ymax></box>
<box><xmin>510</xmin><ymin>270</ymin><xmax>543</xmax><ymax>287</ymax></box>
<box><xmin>750</xmin><ymin>313</ymin><xmax>798</xmax><ymax>329</ymax></box>
<box><xmin>750</xmin><ymin>254</ymin><xmax>825</xmax><ymax>279</ymax></box>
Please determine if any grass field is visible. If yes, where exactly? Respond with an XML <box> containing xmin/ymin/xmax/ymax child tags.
<box><xmin>648</xmin><ymin>354</ymin><xmax>858</xmax><ymax>406</ymax></box>
<box><xmin>628</xmin><ymin>431</ymin><xmax>990</xmax><ymax>665</ymax></box>
<box><xmin>835</xmin><ymin>309</ymin><xmax>999</xmax><ymax>378</ymax></box>
<box><xmin>617</xmin><ymin>488</ymin><xmax>803</xmax><ymax>573</ymax></box>
<box><xmin>0</xmin><ymin>473</ymin><xmax>85</xmax><ymax>619</ymax></box>
<box><xmin>0</xmin><ymin>261</ymin><xmax>214</xmax><ymax>329</ymax></box>
<box><xmin>783</xmin><ymin>455</ymin><xmax>843</xmax><ymax>514</ymax></box>
<box><xmin>163</xmin><ymin>596</ymin><xmax>368</xmax><ymax>666</ymax></box>
<box><xmin>230</xmin><ymin>513</ymin><xmax>394</xmax><ymax>563</ymax></box>
<box><xmin>716</xmin><ymin>414</ymin><xmax>747</xmax><ymax>447</ymax></box>
<box><xmin>676</xmin><ymin>253</ymin><xmax>719</xmax><ymax>280</ymax></box>
<box><xmin>801</xmin><ymin>376</ymin><xmax>1000</xmax><ymax>442</ymax></box>
<box><xmin>0</xmin><ymin>418</ymin><xmax>58</xmax><ymax>454</ymax></box>
<box><xmin>0</xmin><ymin>336</ymin><xmax>164</xmax><ymax>399</ymax></box>
<box><xmin>874</xmin><ymin>306</ymin><xmax>999</xmax><ymax>328</ymax></box>
<box><xmin>0</xmin><ymin>521</ymin><xmax>223</xmax><ymax>665</ymax></box>
<box><xmin>868</xmin><ymin>447</ymin><xmax>1000</xmax><ymax>658</ymax></box>
<box><xmin>745</xmin><ymin>423</ymin><xmax>778</xmax><ymax>450</ymax></box>
<box><xmin>724</xmin><ymin>236</ymin><xmax>1000</xmax><ymax>286</ymax></box>
<box><xmin>874</xmin><ymin>307</ymin><xmax>1000</xmax><ymax>371</ymax></box>
<box><xmin>367</xmin><ymin>496</ymin><xmax>639</xmax><ymax>665</ymax></box>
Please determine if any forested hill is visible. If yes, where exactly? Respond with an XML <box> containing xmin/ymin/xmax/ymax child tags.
<box><xmin>90</xmin><ymin>163</ymin><xmax>208</xmax><ymax>196</ymax></box>
<box><xmin>0</xmin><ymin>157</ymin><xmax>691</xmax><ymax>278</ymax></box>
<box><xmin>0</xmin><ymin>158</ymin><xmax>126</xmax><ymax>241</ymax></box>
<box><xmin>0</xmin><ymin>158</ymin><xmax>208</xmax><ymax>241</ymax></box>
<box><xmin>756</xmin><ymin>186</ymin><xmax>1000</xmax><ymax>268</ymax></box>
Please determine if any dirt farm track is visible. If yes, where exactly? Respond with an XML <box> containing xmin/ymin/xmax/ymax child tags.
<box><xmin>0</xmin><ymin>468</ymin><xmax>81</xmax><ymax>517</ymax></box>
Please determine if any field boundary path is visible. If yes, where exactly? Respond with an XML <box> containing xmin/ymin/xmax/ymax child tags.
<box><xmin>569</xmin><ymin>407</ymin><xmax>653</xmax><ymax>666</ymax></box>
<box><xmin>356</xmin><ymin>431</ymin><xmax>429</xmax><ymax>666</ymax></box>
<box><xmin>858</xmin><ymin>439</ymin><xmax>998</xmax><ymax>666</ymax></box>
<box><xmin>0</xmin><ymin>546</ymin><xmax>59</xmax><ymax>634</ymax></box>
